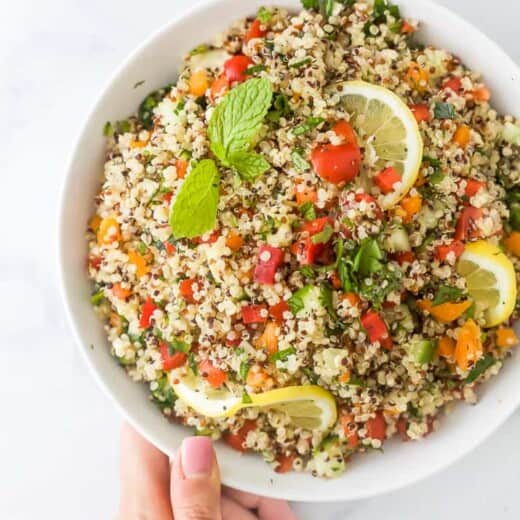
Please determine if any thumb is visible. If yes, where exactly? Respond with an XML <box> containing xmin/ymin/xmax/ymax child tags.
<box><xmin>171</xmin><ymin>436</ymin><xmax>222</xmax><ymax>520</ymax></box>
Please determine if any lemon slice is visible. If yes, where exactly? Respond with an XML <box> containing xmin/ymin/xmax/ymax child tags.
<box><xmin>457</xmin><ymin>240</ymin><xmax>517</xmax><ymax>327</ymax></box>
<box><xmin>335</xmin><ymin>81</ymin><xmax>423</xmax><ymax>208</ymax></box>
<box><xmin>169</xmin><ymin>372</ymin><xmax>337</xmax><ymax>431</ymax></box>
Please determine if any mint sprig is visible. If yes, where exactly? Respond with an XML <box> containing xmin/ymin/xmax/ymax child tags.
<box><xmin>208</xmin><ymin>77</ymin><xmax>273</xmax><ymax>181</ymax></box>
<box><xmin>169</xmin><ymin>159</ymin><xmax>220</xmax><ymax>239</ymax></box>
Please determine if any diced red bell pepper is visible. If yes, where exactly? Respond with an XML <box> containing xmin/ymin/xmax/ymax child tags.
<box><xmin>391</xmin><ymin>251</ymin><xmax>415</xmax><ymax>265</ymax></box>
<box><xmin>163</xmin><ymin>191</ymin><xmax>173</xmax><ymax>203</ymax></box>
<box><xmin>225</xmin><ymin>331</ymin><xmax>242</xmax><ymax>347</ymax></box>
<box><xmin>330</xmin><ymin>271</ymin><xmax>343</xmax><ymax>290</ymax></box>
<box><xmin>291</xmin><ymin>237</ymin><xmax>323</xmax><ymax>266</ymax></box>
<box><xmin>410</xmin><ymin>104</ymin><xmax>430</xmax><ymax>123</ymax></box>
<box><xmin>332</xmin><ymin>120</ymin><xmax>359</xmax><ymax>147</ymax></box>
<box><xmin>311</xmin><ymin>143</ymin><xmax>362</xmax><ymax>185</ymax></box>
<box><xmin>163</xmin><ymin>240</ymin><xmax>176</xmax><ymax>255</ymax></box>
<box><xmin>224</xmin><ymin>55</ymin><xmax>253</xmax><ymax>83</ymax></box>
<box><xmin>396</xmin><ymin>417</ymin><xmax>410</xmax><ymax>442</ymax></box>
<box><xmin>242</xmin><ymin>304</ymin><xmax>268</xmax><ymax>324</ymax></box>
<box><xmin>275</xmin><ymin>453</ymin><xmax>296</xmax><ymax>473</ymax></box>
<box><xmin>454</xmin><ymin>206</ymin><xmax>483</xmax><ymax>241</ymax></box>
<box><xmin>139</xmin><ymin>297</ymin><xmax>157</xmax><ymax>329</ymax></box>
<box><xmin>269</xmin><ymin>300</ymin><xmax>290</xmax><ymax>323</ymax></box>
<box><xmin>443</xmin><ymin>76</ymin><xmax>462</xmax><ymax>93</ymax></box>
<box><xmin>254</xmin><ymin>245</ymin><xmax>284</xmax><ymax>285</ymax></box>
<box><xmin>199</xmin><ymin>359</ymin><xmax>227</xmax><ymax>388</ymax></box>
<box><xmin>366</xmin><ymin>411</ymin><xmax>386</xmax><ymax>441</ymax></box>
<box><xmin>374</xmin><ymin>167</ymin><xmax>402</xmax><ymax>194</ymax></box>
<box><xmin>301</xmin><ymin>217</ymin><xmax>331</xmax><ymax>236</ymax></box>
<box><xmin>160</xmin><ymin>342</ymin><xmax>187</xmax><ymax>370</ymax></box>
<box><xmin>193</xmin><ymin>229</ymin><xmax>220</xmax><ymax>244</ymax></box>
<box><xmin>179</xmin><ymin>278</ymin><xmax>202</xmax><ymax>304</ymax></box>
<box><xmin>464</xmin><ymin>179</ymin><xmax>486</xmax><ymax>197</ymax></box>
<box><xmin>225</xmin><ymin>420</ymin><xmax>257</xmax><ymax>452</ymax></box>
<box><xmin>245</xmin><ymin>19</ymin><xmax>267</xmax><ymax>42</ymax></box>
<box><xmin>361</xmin><ymin>310</ymin><xmax>392</xmax><ymax>349</ymax></box>
<box><xmin>435</xmin><ymin>240</ymin><xmax>465</xmax><ymax>262</ymax></box>
<box><xmin>89</xmin><ymin>256</ymin><xmax>102</xmax><ymax>270</ymax></box>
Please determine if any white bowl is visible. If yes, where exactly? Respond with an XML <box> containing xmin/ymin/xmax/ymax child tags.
<box><xmin>58</xmin><ymin>0</ymin><xmax>520</xmax><ymax>502</ymax></box>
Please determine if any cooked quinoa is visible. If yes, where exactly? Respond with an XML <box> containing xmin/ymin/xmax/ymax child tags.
<box><xmin>87</xmin><ymin>0</ymin><xmax>520</xmax><ymax>477</ymax></box>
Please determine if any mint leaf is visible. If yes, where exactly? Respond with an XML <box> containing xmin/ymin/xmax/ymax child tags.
<box><xmin>228</xmin><ymin>151</ymin><xmax>270</xmax><ymax>181</ymax></box>
<box><xmin>208</xmin><ymin>78</ymin><xmax>273</xmax><ymax>163</ymax></box>
<box><xmin>169</xmin><ymin>159</ymin><xmax>220</xmax><ymax>239</ymax></box>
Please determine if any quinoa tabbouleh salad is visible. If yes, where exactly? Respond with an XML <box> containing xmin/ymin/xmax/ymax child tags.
<box><xmin>87</xmin><ymin>0</ymin><xmax>520</xmax><ymax>477</ymax></box>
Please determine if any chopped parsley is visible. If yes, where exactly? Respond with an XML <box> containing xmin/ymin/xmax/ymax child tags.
<box><xmin>311</xmin><ymin>224</ymin><xmax>334</xmax><ymax>244</ymax></box>
<box><xmin>464</xmin><ymin>354</ymin><xmax>497</xmax><ymax>385</ymax></box>
<box><xmin>434</xmin><ymin>102</ymin><xmax>457</xmax><ymax>120</ymax></box>
<box><xmin>257</xmin><ymin>6</ymin><xmax>273</xmax><ymax>23</ymax></box>
<box><xmin>289</xmin><ymin>57</ymin><xmax>312</xmax><ymax>69</ymax></box>
<box><xmin>242</xmin><ymin>390</ymin><xmax>253</xmax><ymax>404</ymax></box>
<box><xmin>292</xmin><ymin>150</ymin><xmax>311</xmax><ymax>172</ymax></box>
<box><xmin>270</xmin><ymin>347</ymin><xmax>296</xmax><ymax>362</ymax></box>
<box><xmin>432</xmin><ymin>286</ymin><xmax>465</xmax><ymax>305</ymax></box>
<box><xmin>293</xmin><ymin>116</ymin><xmax>325</xmax><ymax>136</ymax></box>
<box><xmin>299</xmin><ymin>201</ymin><xmax>316</xmax><ymax>221</ymax></box>
<box><xmin>245</xmin><ymin>64</ymin><xmax>267</xmax><ymax>76</ymax></box>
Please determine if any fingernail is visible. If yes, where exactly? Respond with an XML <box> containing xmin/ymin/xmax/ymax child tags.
<box><xmin>181</xmin><ymin>436</ymin><xmax>214</xmax><ymax>478</ymax></box>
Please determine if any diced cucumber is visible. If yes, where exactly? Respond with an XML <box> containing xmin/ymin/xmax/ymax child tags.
<box><xmin>417</xmin><ymin>206</ymin><xmax>438</xmax><ymax>230</ymax></box>
<box><xmin>502</xmin><ymin>121</ymin><xmax>520</xmax><ymax>146</ymax></box>
<box><xmin>288</xmin><ymin>285</ymin><xmax>326</xmax><ymax>317</ymax></box>
<box><xmin>410</xmin><ymin>339</ymin><xmax>437</xmax><ymax>364</ymax></box>
<box><xmin>383</xmin><ymin>226</ymin><xmax>410</xmax><ymax>253</ymax></box>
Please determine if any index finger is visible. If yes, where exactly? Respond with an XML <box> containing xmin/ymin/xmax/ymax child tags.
<box><xmin>223</xmin><ymin>487</ymin><xmax>298</xmax><ymax>520</ymax></box>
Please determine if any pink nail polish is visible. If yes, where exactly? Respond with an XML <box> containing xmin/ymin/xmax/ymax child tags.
<box><xmin>181</xmin><ymin>436</ymin><xmax>214</xmax><ymax>478</ymax></box>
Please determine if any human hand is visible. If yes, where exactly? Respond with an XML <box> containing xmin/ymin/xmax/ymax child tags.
<box><xmin>119</xmin><ymin>423</ymin><xmax>298</xmax><ymax>520</ymax></box>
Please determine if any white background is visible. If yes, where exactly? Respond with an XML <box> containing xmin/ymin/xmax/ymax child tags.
<box><xmin>1</xmin><ymin>1</ymin><xmax>519</xmax><ymax>518</ymax></box>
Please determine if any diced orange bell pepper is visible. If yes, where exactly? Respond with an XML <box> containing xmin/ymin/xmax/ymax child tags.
<box><xmin>340</xmin><ymin>413</ymin><xmax>359</xmax><ymax>449</ymax></box>
<box><xmin>399</xmin><ymin>195</ymin><xmax>422</xmax><ymax>223</ymax></box>
<box><xmin>97</xmin><ymin>217</ymin><xmax>121</xmax><ymax>246</ymax></box>
<box><xmin>295</xmin><ymin>182</ymin><xmax>318</xmax><ymax>205</ymax></box>
<box><xmin>188</xmin><ymin>69</ymin><xmax>211</xmax><ymax>97</ymax></box>
<box><xmin>455</xmin><ymin>319</ymin><xmax>483</xmax><ymax>371</ymax></box>
<box><xmin>112</xmin><ymin>283</ymin><xmax>132</xmax><ymax>300</ymax></box>
<box><xmin>343</xmin><ymin>292</ymin><xmax>361</xmax><ymax>308</ymax></box>
<box><xmin>89</xmin><ymin>214</ymin><xmax>102</xmax><ymax>232</ymax></box>
<box><xmin>453</xmin><ymin>125</ymin><xmax>471</xmax><ymax>148</ymax></box>
<box><xmin>176</xmin><ymin>158</ymin><xmax>188</xmax><ymax>179</ymax></box>
<box><xmin>246</xmin><ymin>366</ymin><xmax>269</xmax><ymax>388</ymax></box>
<box><xmin>437</xmin><ymin>335</ymin><xmax>456</xmax><ymax>359</ymax></box>
<box><xmin>496</xmin><ymin>328</ymin><xmax>518</xmax><ymax>349</ymax></box>
<box><xmin>504</xmin><ymin>232</ymin><xmax>520</xmax><ymax>257</ymax></box>
<box><xmin>472</xmin><ymin>86</ymin><xmax>490</xmax><ymax>102</ymax></box>
<box><xmin>338</xmin><ymin>370</ymin><xmax>351</xmax><ymax>383</ymax></box>
<box><xmin>405</xmin><ymin>63</ymin><xmax>429</xmax><ymax>92</ymax></box>
<box><xmin>127</xmin><ymin>250</ymin><xmax>149</xmax><ymax>278</ymax></box>
<box><xmin>418</xmin><ymin>299</ymin><xmax>473</xmax><ymax>323</ymax></box>
<box><xmin>254</xmin><ymin>321</ymin><xmax>279</xmax><ymax>355</ymax></box>
<box><xmin>210</xmin><ymin>73</ymin><xmax>230</xmax><ymax>102</ymax></box>
<box><xmin>401</xmin><ymin>20</ymin><xmax>415</xmax><ymax>34</ymax></box>
<box><xmin>226</xmin><ymin>231</ymin><xmax>244</xmax><ymax>252</ymax></box>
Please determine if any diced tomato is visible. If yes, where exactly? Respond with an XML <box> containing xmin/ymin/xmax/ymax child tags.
<box><xmin>245</xmin><ymin>19</ymin><xmax>266</xmax><ymax>42</ymax></box>
<box><xmin>225</xmin><ymin>331</ymin><xmax>242</xmax><ymax>347</ymax></box>
<box><xmin>210</xmin><ymin>73</ymin><xmax>230</xmax><ymax>102</ymax></box>
<box><xmin>199</xmin><ymin>359</ymin><xmax>227</xmax><ymax>388</ymax></box>
<box><xmin>410</xmin><ymin>104</ymin><xmax>430</xmax><ymax>123</ymax></box>
<box><xmin>163</xmin><ymin>191</ymin><xmax>173</xmax><ymax>203</ymax></box>
<box><xmin>163</xmin><ymin>240</ymin><xmax>176</xmax><ymax>255</ymax></box>
<box><xmin>254</xmin><ymin>245</ymin><xmax>284</xmax><ymax>285</ymax></box>
<box><xmin>330</xmin><ymin>271</ymin><xmax>343</xmax><ymax>290</ymax></box>
<box><xmin>365</xmin><ymin>411</ymin><xmax>386</xmax><ymax>441</ymax></box>
<box><xmin>374</xmin><ymin>167</ymin><xmax>401</xmax><ymax>194</ymax></box>
<box><xmin>89</xmin><ymin>256</ymin><xmax>102</xmax><ymax>270</ymax></box>
<box><xmin>400</xmin><ymin>20</ymin><xmax>415</xmax><ymax>34</ymax></box>
<box><xmin>160</xmin><ymin>342</ymin><xmax>187</xmax><ymax>370</ymax></box>
<box><xmin>224</xmin><ymin>55</ymin><xmax>253</xmax><ymax>83</ymax></box>
<box><xmin>193</xmin><ymin>229</ymin><xmax>220</xmax><ymax>244</ymax></box>
<box><xmin>435</xmin><ymin>240</ymin><xmax>465</xmax><ymax>262</ymax></box>
<box><xmin>311</xmin><ymin>143</ymin><xmax>361</xmax><ymax>185</ymax></box>
<box><xmin>332</xmin><ymin>120</ymin><xmax>359</xmax><ymax>147</ymax></box>
<box><xmin>454</xmin><ymin>206</ymin><xmax>483</xmax><ymax>241</ymax></box>
<box><xmin>392</xmin><ymin>251</ymin><xmax>415</xmax><ymax>265</ymax></box>
<box><xmin>275</xmin><ymin>453</ymin><xmax>296</xmax><ymax>474</ymax></box>
<box><xmin>301</xmin><ymin>217</ymin><xmax>331</xmax><ymax>236</ymax></box>
<box><xmin>443</xmin><ymin>76</ymin><xmax>462</xmax><ymax>93</ymax></box>
<box><xmin>464</xmin><ymin>179</ymin><xmax>486</xmax><ymax>197</ymax></box>
<box><xmin>291</xmin><ymin>237</ymin><xmax>322</xmax><ymax>266</ymax></box>
<box><xmin>396</xmin><ymin>417</ymin><xmax>410</xmax><ymax>442</ymax></box>
<box><xmin>361</xmin><ymin>310</ymin><xmax>392</xmax><ymax>349</ymax></box>
<box><xmin>242</xmin><ymin>304</ymin><xmax>268</xmax><ymax>324</ymax></box>
<box><xmin>340</xmin><ymin>413</ymin><xmax>359</xmax><ymax>449</ymax></box>
<box><xmin>179</xmin><ymin>278</ymin><xmax>202</xmax><ymax>304</ymax></box>
<box><xmin>295</xmin><ymin>181</ymin><xmax>318</xmax><ymax>205</ymax></box>
<box><xmin>225</xmin><ymin>420</ymin><xmax>257</xmax><ymax>452</ymax></box>
<box><xmin>139</xmin><ymin>297</ymin><xmax>157</xmax><ymax>329</ymax></box>
<box><xmin>269</xmin><ymin>300</ymin><xmax>290</xmax><ymax>323</ymax></box>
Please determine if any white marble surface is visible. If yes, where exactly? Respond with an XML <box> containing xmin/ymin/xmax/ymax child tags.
<box><xmin>1</xmin><ymin>1</ymin><xmax>520</xmax><ymax>518</ymax></box>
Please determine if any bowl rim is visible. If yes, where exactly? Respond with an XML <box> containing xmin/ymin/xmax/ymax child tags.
<box><xmin>58</xmin><ymin>0</ymin><xmax>520</xmax><ymax>502</ymax></box>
